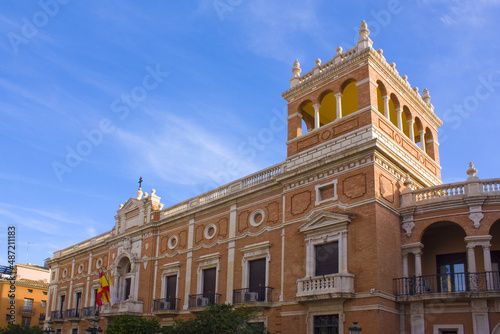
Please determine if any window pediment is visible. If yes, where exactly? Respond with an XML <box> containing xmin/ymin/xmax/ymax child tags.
<box><xmin>298</xmin><ymin>211</ymin><xmax>350</xmax><ymax>236</ymax></box>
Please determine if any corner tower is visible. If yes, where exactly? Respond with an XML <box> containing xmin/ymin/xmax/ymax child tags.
<box><xmin>282</xmin><ymin>21</ymin><xmax>442</xmax><ymax>188</ymax></box>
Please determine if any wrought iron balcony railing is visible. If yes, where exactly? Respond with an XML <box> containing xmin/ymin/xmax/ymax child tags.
<box><xmin>51</xmin><ymin>310</ymin><xmax>64</xmax><ymax>320</ymax></box>
<box><xmin>153</xmin><ymin>297</ymin><xmax>180</xmax><ymax>311</ymax></box>
<box><xmin>233</xmin><ymin>287</ymin><xmax>273</xmax><ymax>304</ymax></box>
<box><xmin>65</xmin><ymin>308</ymin><xmax>81</xmax><ymax>318</ymax></box>
<box><xmin>19</xmin><ymin>307</ymin><xmax>35</xmax><ymax>315</ymax></box>
<box><xmin>394</xmin><ymin>271</ymin><xmax>500</xmax><ymax>296</ymax></box>
<box><xmin>188</xmin><ymin>293</ymin><xmax>221</xmax><ymax>308</ymax></box>
<box><xmin>83</xmin><ymin>306</ymin><xmax>99</xmax><ymax>317</ymax></box>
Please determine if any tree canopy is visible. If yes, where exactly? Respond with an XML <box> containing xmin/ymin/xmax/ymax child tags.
<box><xmin>0</xmin><ymin>325</ymin><xmax>43</xmax><ymax>334</ymax></box>
<box><xmin>162</xmin><ymin>304</ymin><xmax>269</xmax><ymax>334</ymax></box>
<box><xmin>104</xmin><ymin>315</ymin><xmax>160</xmax><ymax>334</ymax></box>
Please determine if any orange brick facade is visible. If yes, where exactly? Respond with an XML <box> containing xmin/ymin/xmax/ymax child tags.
<box><xmin>46</xmin><ymin>22</ymin><xmax>500</xmax><ymax>334</ymax></box>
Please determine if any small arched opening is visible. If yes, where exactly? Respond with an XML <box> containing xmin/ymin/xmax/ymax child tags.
<box><xmin>389</xmin><ymin>93</ymin><xmax>399</xmax><ymax>128</ymax></box>
<box><xmin>340</xmin><ymin>79</ymin><xmax>358</xmax><ymax>118</ymax></box>
<box><xmin>424</xmin><ymin>127</ymin><xmax>435</xmax><ymax>160</ymax></box>
<box><xmin>376</xmin><ymin>80</ymin><xmax>387</xmax><ymax>116</ymax></box>
<box><xmin>319</xmin><ymin>90</ymin><xmax>337</xmax><ymax>125</ymax></box>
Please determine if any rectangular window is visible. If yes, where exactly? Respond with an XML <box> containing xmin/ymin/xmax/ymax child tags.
<box><xmin>203</xmin><ymin>268</ymin><xmax>217</xmax><ymax>304</ymax></box>
<box><xmin>41</xmin><ymin>300</ymin><xmax>46</xmax><ymax>308</ymax></box>
<box><xmin>315</xmin><ymin>242</ymin><xmax>339</xmax><ymax>276</ymax></box>
<box><xmin>24</xmin><ymin>298</ymin><xmax>34</xmax><ymax>309</ymax></box>
<box><xmin>436</xmin><ymin>253</ymin><xmax>467</xmax><ymax>292</ymax></box>
<box><xmin>75</xmin><ymin>292</ymin><xmax>82</xmax><ymax>310</ymax></box>
<box><xmin>249</xmin><ymin>258</ymin><xmax>266</xmax><ymax>302</ymax></box>
<box><xmin>27</xmin><ymin>289</ymin><xmax>33</xmax><ymax>293</ymax></box>
<box><xmin>21</xmin><ymin>317</ymin><xmax>31</xmax><ymax>326</ymax></box>
<box><xmin>43</xmin><ymin>291</ymin><xmax>48</xmax><ymax>295</ymax></box>
<box><xmin>165</xmin><ymin>275</ymin><xmax>177</xmax><ymax>299</ymax></box>
<box><xmin>124</xmin><ymin>278</ymin><xmax>131</xmax><ymax>300</ymax></box>
<box><xmin>59</xmin><ymin>295</ymin><xmax>66</xmax><ymax>312</ymax></box>
<box><xmin>72</xmin><ymin>329</ymin><xmax>78</xmax><ymax>334</ymax></box>
<box><xmin>5</xmin><ymin>314</ymin><xmax>11</xmax><ymax>322</ymax></box>
<box><xmin>441</xmin><ymin>331</ymin><xmax>458</xmax><ymax>334</ymax></box>
<box><xmin>313</xmin><ymin>315</ymin><xmax>339</xmax><ymax>334</ymax></box>
<box><xmin>56</xmin><ymin>329</ymin><xmax>62</xmax><ymax>334</ymax></box>
<box><xmin>93</xmin><ymin>289</ymin><xmax>98</xmax><ymax>306</ymax></box>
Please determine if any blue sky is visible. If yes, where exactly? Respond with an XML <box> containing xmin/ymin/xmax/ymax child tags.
<box><xmin>1</xmin><ymin>0</ymin><xmax>499</xmax><ymax>266</ymax></box>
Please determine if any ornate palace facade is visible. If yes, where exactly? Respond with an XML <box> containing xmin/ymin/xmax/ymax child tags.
<box><xmin>46</xmin><ymin>22</ymin><xmax>500</xmax><ymax>334</ymax></box>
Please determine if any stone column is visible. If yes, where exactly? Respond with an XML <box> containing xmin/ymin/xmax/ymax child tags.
<box><xmin>335</xmin><ymin>93</ymin><xmax>342</xmax><ymax>120</ymax></box>
<box><xmin>313</xmin><ymin>103</ymin><xmax>321</xmax><ymax>129</ymax></box>
<box><xmin>402</xmin><ymin>253</ymin><xmax>409</xmax><ymax>277</ymax></box>
<box><xmin>419</xmin><ymin>130</ymin><xmax>426</xmax><ymax>153</ymax></box>
<box><xmin>482</xmin><ymin>243</ymin><xmax>493</xmax><ymax>290</ymax></box>
<box><xmin>467</xmin><ymin>244</ymin><xmax>477</xmax><ymax>273</ymax></box>
<box><xmin>396</xmin><ymin>108</ymin><xmax>403</xmax><ymax>131</ymax></box>
<box><xmin>408</xmin><ymin>119</ymin><xmax>415</xmax><ymax>142</ymax></box>
<box><xmin>383</xmin><ymin>95</ymin><xmax>390</xmax><ymax>119</ymax></box>
<box><xmin>414</xmin><ymin>250</ymin><xmax>422</xmax><ymax>276</ymax></box>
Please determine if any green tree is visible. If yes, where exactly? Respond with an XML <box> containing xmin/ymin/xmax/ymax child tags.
<box><xmin>0</xmin><ymin>325</ymin><xmax>43</xmax><ymax>334</ymax></box>
<box><xmin>104</xmin><ymin>315</ymin><xmax>160</xmax><ymax>334</ymax></box>
<box><xmin>162</xmin><ymin>304</ymin><xmax>269</xmax><ymax>334</ymax></box>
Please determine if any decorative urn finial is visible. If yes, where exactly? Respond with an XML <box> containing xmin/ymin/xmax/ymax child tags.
<box><xmin>359</xmin><ymin>20</ymin><xmax>370</xmax><ymax>39</ymax></box>
<box><xmin>292</xmin><ymin>59</ymin><xmax>301</xmax><ymax>77</ymax></box>
<box><xmin>336</xmin><ymin>46</ymin><xmax>343</xmax><ymax>54</ymax></box>
<box><xmin>137</xmin><ymin>188</ymin><xmax>143</xmax><ymax>200</ymax></box>
<box><xmin>466</xmin><ymin>162</ymin><xmax>478</xmax><ymax>178</ymax></box>
<box><xmin>315</xmin><ymin>58</ymin><xmax>321</xmax><ymax>66</ymax></box>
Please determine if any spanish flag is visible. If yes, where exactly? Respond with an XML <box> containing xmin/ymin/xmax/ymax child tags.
<box><xmin>96</xmin><ymin>270</ymin><xmax>110</xmax><ymax>306</ymax></box>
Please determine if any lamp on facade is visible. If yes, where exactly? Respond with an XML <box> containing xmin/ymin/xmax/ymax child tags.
<box><xmin>348</xmin><ymin>322</ymin><xmax>362</xmax><ymax>334</ymax></box>
<box><xmin>43</xmin><ymin>321</ymin><xmax>55</xmax><ymax>334</ymax></box>
<box><xmin>85</xmin><ymin>316</ymin><xmax>103</xmax><ymax>334</ymax></box>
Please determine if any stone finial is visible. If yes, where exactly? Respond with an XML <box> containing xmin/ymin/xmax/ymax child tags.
<box><xmin>359</xmin><ymin>20</ymin><xmax>370</xmax><ymax>39</ymax></box>
<box><xmin>389</xmin><ymin>62</ymin><xmax>396</xmax><ymax>69</ymax></box>
<box><xmin>466</xmin><ymin>162</ymin><xmax>478</xmax><ymax>178</ymax></box>
<box><xmin>336</xmin><ymin>46</ymin><xmax>343</xmax><ymax>54</ymax></box>
<box><xmin>143</xmin><ymin>192</ymin><xmax>148</xmax><ymax>197</ymax></box>
<box><xmin>119</xmin><ymin>204</ymin><xmax>123</xmax><ymax>208</ymax></box>
<box><xmin>292</xmin><ymin>59</ymin><xmax>301</xmax><ymax>77</ymax></box>
<box><xmin>422</xmin><ymin>88</ymin><xmax>431</xmax><ymax>104</ymax></box>
<box><xmin>137</xmin><ymin>188</ymin><xmax>143</xmax><ymax>200</ymax></box>
<box><xmin>377</xmin><ymin>49</ymin><xmax>383</xmax><ymax>55</ymax></box>
<box><xmin>357</xmin><ymin>20</ymin><xmax>373</xmax><ymax>50</ymax></box>
<box><xmin>315</xmin><ymin>58</ymin><xmax>321</xmax><ymax>66</ymax></box>
<box><xmin>402</xmin><ymin>75</ymin><xmax>408</xmax><ymax>81</ymax></box>
<box><xmin>151</xmin><ymin>189</ymin><xmax>156</xmax><ymax>194</ymax></box>
<box><xmin>413</xmin><ymin>87</ymin><xmax>419</xmax><ymax>93</ymax></box>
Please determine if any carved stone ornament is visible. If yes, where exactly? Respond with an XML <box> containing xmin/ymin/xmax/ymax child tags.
<box><xmin>401</xmin><ymin>216</ymin><xmax>415</xmax><ymax>237</ymax></box>
<box><xmin>402</xmin><ymin>221</ymin><xmax>415</xmax><ymax>237</ymax></box>
<box><xmin>469</xmin><ymin>206</ymin><xmax>484</xmax><ymax>229</ymax></box>
<box><xmin>123</xmin><ymin>237</ymin><xmax>132</xmax><ymax>251</ymax></box>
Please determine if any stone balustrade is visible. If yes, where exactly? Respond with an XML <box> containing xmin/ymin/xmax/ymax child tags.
<box><xmin>296</xmin><ymin>273</ymin><xmax>354</xmax><ymax>299</ymax></box>
<box><xmin>401</xmin><ymin>177</ymin><xmax>500</xmax><ymax>208</ymax></box>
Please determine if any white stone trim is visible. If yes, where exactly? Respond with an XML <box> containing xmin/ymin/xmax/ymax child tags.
<box><xmin>433</xmin><ymin>324</ymin><xmax>464</xmax><ymax>334</ymax></box>
<box><xmin>249</xmin><ymin>209</ymin><xmax>266</xmax><ymax>227</ymax></box>
<box><xmin>160</xmin><ymin>262</ymin><xmax>181</xmax><ymax>300</ymax></box>
<box><xmin>315</xmin><ymin>179</ymin><xmax>338</xmax><ymax>205</ymax></box>
<box><xmin>196</xmin><ymin>253</ymin><xmax>221</xmax><ymax>294</ymax></box>
<box><xmin>167</xmin><ymin>235</ymin><xmax>178</xmax><ymax>250</ymax></box>
<box><xmin>240</xmin><ymin>241</ymin><xmax>271</xmax><ymax>289</ymax></box>
<box><xmin>204</xmin><ymin>224</ymin><xmax>217</xmax><ymax>240</ymax></box>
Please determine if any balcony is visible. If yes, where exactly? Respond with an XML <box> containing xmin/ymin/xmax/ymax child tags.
<box><xmin>296</xmin><ymin>273</ymin><xmax>355</xmax><ymax>302</ymax></box>
<box><xmin>82</xmin><ymin>306</ymin><xmax>99</xmax><ymax>318</ymax></box>
<box><xmin>50</xmin><ymin>310</ymin><xmax>64</xmax><ymax>321</ymax></box>
<box><xmin>19</xmin><ymin>307</ymin><xmax>35</xmax><ymax>316</ymax></box>
<box><xmin>188</xmin><ymin>293</ymin><xmax>221</xmax><ymax>310</ymax></box>
<box><xmin>152</xmin><ymin>298</ymin><xmax>180</xmax><ymax>314</ymax></box>
<box><xmin>394</xmin><ymin>271</ymin><xmax>500</xmax><ymax>300</ymax></box>
<box><xmin>100</xmin><ymin>300</ymin><xmax>143</xmax><ymax>316</ymax></box>
<box><xmin>38</xmin><ymin>313</ymin><xmax>45</xmax><ymax>325</ymax></box>
<box><xmin>65</xmin><ymin>308</ymin><xmax>81</xmax><ymax>320</ymax></box>
<box><xmin>233</xmin><ymin>287</ymin><xmax>273</xmax><ymax>306</ymax></box>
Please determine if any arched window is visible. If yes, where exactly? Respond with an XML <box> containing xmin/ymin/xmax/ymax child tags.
<box><xmin>340</xmin><ymin>80</ymin><xmax>358</xmax><ymax>117</ymax></box>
